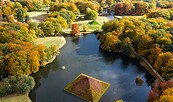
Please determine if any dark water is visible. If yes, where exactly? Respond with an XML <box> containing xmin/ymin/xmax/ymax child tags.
<box><xmin>29</xmin><ymin>34</ymin><xmax>154</xmax><ymax>102</ymax></box>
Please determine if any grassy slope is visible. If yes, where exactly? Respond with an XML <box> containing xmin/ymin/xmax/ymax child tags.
<box><xmin>0</xmin><ymin>93</ymin><xmax>31</xmax><ymax>102</ymax></box>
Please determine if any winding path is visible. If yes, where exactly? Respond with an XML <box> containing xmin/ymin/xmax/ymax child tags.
<box><xmin>134</xmin><ymin>51</ymin><xmax>165</xmax><ymax>82</ymax></box>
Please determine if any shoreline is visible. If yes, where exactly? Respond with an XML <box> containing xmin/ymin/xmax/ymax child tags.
<box><xmin>100</xmin><ymin>48</ymin><xmax>165</xmax><ymax>82</ymax></box>
<box><xmin>43</xmin><ymin>35</ymin><xmax>66</xmax><ymax>66</ymax></box>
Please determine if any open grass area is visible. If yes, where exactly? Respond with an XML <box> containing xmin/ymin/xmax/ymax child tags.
<box><xmin>73</xmin><ymin>15</ymin><xmax>108</xmax><ymax>32</ymax></box>
<box><xmin>28</xmin><ymin>11</ymin><xmax>47</xmax><ymax>23</ymax></box>
<box><xmin>33</xmin><ymin>36</ymin><xmax>66</xmax><ymax>49</ymax></box>
<box><xmin>64</xmin><ymin>73</ymin><xmax>110</xmax><ymax>102</ymax></box>
<box><xmin>0</xmin><ymin>93</ymin><xmax>31</xmax><ymax>102</ymax></box>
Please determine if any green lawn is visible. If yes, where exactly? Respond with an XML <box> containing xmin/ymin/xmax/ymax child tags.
<box><xmin>74</xmin><ymin>16</ymin><xmax>108</xmax><ymax>32</ymax></box>
<box><xmin>33</xmin><ymin>36</ymin><xmax>65</xmax><ymax>49</ymax></box>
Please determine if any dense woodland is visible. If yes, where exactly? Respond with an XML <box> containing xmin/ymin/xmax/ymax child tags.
<box><xmin>0</xmin><ymin>0</ymin><xmax>173</xmax><ymax>101</ymax></box>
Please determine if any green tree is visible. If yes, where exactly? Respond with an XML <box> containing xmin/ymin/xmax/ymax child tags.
<box><xmin>122</xmin><ymin>37</ymin><xmax>134</xmax><ymax>55</ymax></box>
<box><xmin>85</xmin><ymin>9</ymin><xmax>98</xmax><ymax>20</ymax></box>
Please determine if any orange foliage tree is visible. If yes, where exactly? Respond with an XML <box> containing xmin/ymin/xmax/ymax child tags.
<box><xmin>71</xmin><ymin>23</ymin><xmax>80</xmax><ymax>35</ymax></box>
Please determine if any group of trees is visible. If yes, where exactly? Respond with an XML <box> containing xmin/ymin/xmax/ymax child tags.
<box><xmin>114</xmin><ymin>2</ymin><xmax>156</xmax><ymax>16</ymax></box>
<box><xmin>50</xmin><ymin>2</ymin><xmax>80</xmax><ymax>15</ymax></box>
<box><xmin>0</xmin><ymin>76</ymin><xmax>35</xmax><ymax>97</ymax></box>
<box><xmin>17</xmin><ymin>0</ymin><xmax>42</xmax><ymax>11</ymax></box>
<box><xmin>0</xmin><ymin>1</ymin><xmax>29</xmax><ymax>22</ymax></box>
<box><xmin>148</xmin><ymin>78</ymin><xmax>173</xmax><ymax>102</ymax></box>
<box><xmin>100</xmin><ymin>17</ymin><xmax>173</xmax><ymax>80</ymax></box>
<box><xmin>0</xmin><ymin>21</ymin><xmax>61</xmax><ymax>78</ymax></box>
<box><xmin>40</xmin><ymin>9</ymin><xmax>76</xmax><ymax>36</ymax></box>
<box><xmin>147</xmin><ymin>9</ymin><xmax>173</xmax><ymax>20</ymax></box>
<box><xmin>75</xmin><ymin>1</ymin><xmax>100</xmax><ymax>14</ymax></box>
<box><xmin>157</xmin><ymin>0</ymin><xmax>173</xmax><ymax>9</ymax></box>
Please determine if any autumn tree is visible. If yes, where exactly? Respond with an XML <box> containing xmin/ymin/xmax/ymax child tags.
<box><xmin>100</xmin><ymin>31</ymin><xmax>120</xmax><ymax>51</ymax></box>
<box><xmin>71</xmin><ymin>23</ymin><xmax>80</xmax><ymax>35</ymax></box>
<box><xmin>2</xmin><ymin>42</ymin><xmax>40</xmax><ymax>77</ymax></box>
<box><xmin>154</xmin><ymin>52</ymin><xmax>173</xmax><ymax>80</ymax></box>
<box><xmin>40</xmin><ymin>18</ymin><xmax>62</xmax><ymax>36</ymax></box>
<box><xmin>148</xmin><ymin>78</ymin><xmax>173</xmax><ymax>102</ymax></box>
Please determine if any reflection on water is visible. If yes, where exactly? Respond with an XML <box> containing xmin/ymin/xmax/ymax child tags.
<box><xmin>29</xmin><ymin>34</ymin><xmax>154</xmax><ymax>102</ymax></box>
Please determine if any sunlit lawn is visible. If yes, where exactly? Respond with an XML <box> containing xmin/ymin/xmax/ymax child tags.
<box><xmin>0</xmin><ymin>93</ymin><xmax>31</xmax><ymax>102</ymax></box>
<box><xmin>74</xmin><ymin>15</ymin><xmax>108</xmax><ymax>32</ymax></box>
<box><xmin>27</xmin><ymin>11</ymin><xmax>47</xmax><ymax>17</ymax></box>
<box><xmin>33</xmin><ymin>36</ymin><xmax>65</xmax><ymax>48</ymax></box>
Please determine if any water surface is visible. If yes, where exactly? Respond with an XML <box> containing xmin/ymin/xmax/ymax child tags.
<box><xmin>29</xmin><ymin>34</ymin><xmax>154</xmax><ymax>102</ymax></box>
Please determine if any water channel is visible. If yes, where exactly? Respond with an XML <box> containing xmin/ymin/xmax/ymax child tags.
<box><xmin>29</xmin><ymin>34</ymin><xmax>155</xmax><ymax>102</ymax></box>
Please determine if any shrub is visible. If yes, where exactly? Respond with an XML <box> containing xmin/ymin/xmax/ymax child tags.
<box><xmin>83</xmin><ymin>25</ymin><xmax>88</xmax><ymax>32</ymax></box>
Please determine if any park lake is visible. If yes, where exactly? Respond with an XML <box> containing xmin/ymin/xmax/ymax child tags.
<box><xmin>29</xmin><ymin>34</ymin><xmax>155</xmax><ymax>102</ymax></box>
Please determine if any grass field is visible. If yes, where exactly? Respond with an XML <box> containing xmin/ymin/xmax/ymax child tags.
<box><xmin>78</xmin><ymin>16</ymin><xmax>108</xmax><ymax>32</ymax></box>
<box><xmin>33</xmin><ymin>36</ymin><xmax>66</xmax><ymax>49</ymax></box>
<box><xmin>0</xmin><ymin>93</ymin><xmax>31</xmax><ymax>102</ymax></box>
<box><xmin>28</xmin><ymin>11</ymin><xmax>47</xmax><ymax>23</ymax></box>
<box><xmin>63</xmin><ymin>16</ymin><xmax>108</xmax><ymax>34</ymax></box>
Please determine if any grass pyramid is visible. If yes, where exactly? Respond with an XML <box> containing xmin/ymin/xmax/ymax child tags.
<box><xmin>88</xmin><ymin>20</ymin><xmax>101</xmax><ymax>25</ymax></box>
<box><xmin>64</xmin><ymin>73</ymin><xmax>110</xmax><ymax>102</ymax></box>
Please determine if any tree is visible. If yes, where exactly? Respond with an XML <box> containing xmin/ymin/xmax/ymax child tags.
<box><xmin>100</xmin><ymin>31</ymin><xmax>119</xmax><ymax>51</ymax></box>
<box><xmin>16</xmin><ymin>8</ymin><xmax>27</xmax><ymax>22</ymax></box>
<box><xmin>154</xmin><ymin>52</ymin><xmax>173</xmax><ymax>80</ymax></box>
<box><xmin>40</xmin><ymin>18</ymin><xmax>62</xmax><ymax>36</ymax></box>
<box><xmin>71</xmin><ymin>23</ymin><xmax>80</xmax><ymax>35</ymax></box>
<box><xmin>40</xmin><ymin>21</ymin><xmax>55</xmax><ymax>36</ymax></box>
<box><xmin>1</xmin><ymin>42</ymin><xmax>40</xmax><ymax>77</ymax></box>
<box><xmin>158</xmin><ymin>88</ymin><xmax>173</xmax><ymax>102</ymax></box>
<box><xmin>122</xmin><ymin>37</ymin><xmax>134</xmax><ymax>55</ymax></box>
<box><xmin>83</xmin><ymin>25</ymin><xmax>88</xmax><ymax>32</ymax></box>
<box><xmin>59</xmin><ymin>9</ymin><xmax>76</xmax><ymax>25</ymax></box>
<box><xmin>85</xmin><ymin>9</ymin><xmax>98</xmax><ymax>20</ymax></box>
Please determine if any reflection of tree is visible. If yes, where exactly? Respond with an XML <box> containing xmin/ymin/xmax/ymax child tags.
<box><xmin>71</xmin><ymin>36</ymin><xmax>80</xmax><ymax>45</ymax></box>
<box><xmin>99</xmin><ymin>48</ymin><xmax>155</xmax><ymax>86</ymax></box>
<box><xmin>144</xmin><ymin>72</ymin><xmax>155</xmax><ymax>86</ymax></box>
<box><xmin>99</xmin><ymin>48</ymin><xmax>120</xmax><ymax>64</ymax></box>
<box><xmin>29</xmin><ymin>57</ymin><xmax>60</xmax><ymax>102</ymax></box>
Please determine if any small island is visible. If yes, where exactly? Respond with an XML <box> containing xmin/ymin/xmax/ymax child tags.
<box><xmin>64</xmin><ymin>73</ymin><xmax>110</xmax><ymax>102</ymax></box>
